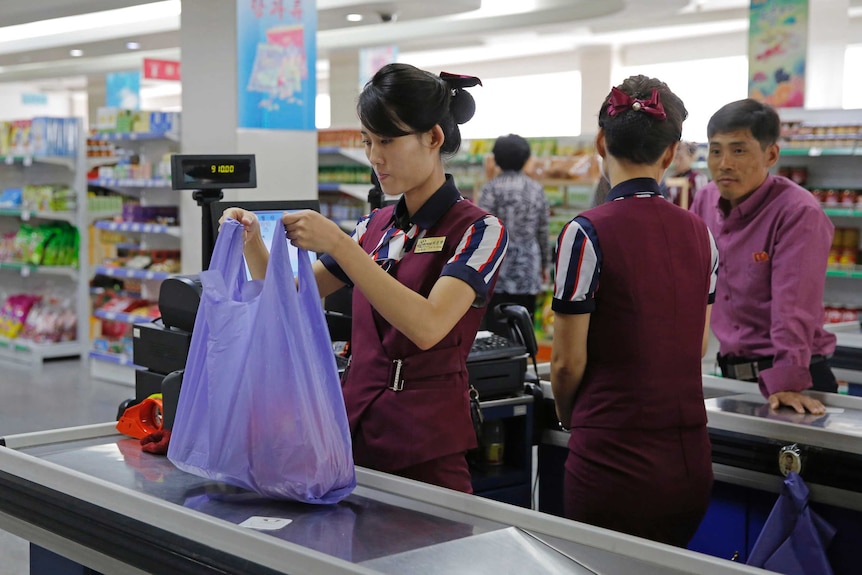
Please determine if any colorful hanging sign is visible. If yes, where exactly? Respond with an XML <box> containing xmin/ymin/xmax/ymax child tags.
<box><xmin>748</xmin><ymin>0</ymin><xmax>808</xmax><ymax>108</ymax></box>
<box><xmin>358</xmin><ymin>46</ymin><xmax>398</xmax><ymax>91</ymax></box>
<box><xmin>143</xmin><ymin>58</ymin><xmax>181</xmax><ymax>81</ymax></box>
<box><xmin>237</xmin><ymin>0</ymin><xmax>317</xmax><ymax>130</ymax></box>
<box><xmin>106</xmin><ymin>71</ymin><xmax>141</xmax><ymax>110</ymax></box>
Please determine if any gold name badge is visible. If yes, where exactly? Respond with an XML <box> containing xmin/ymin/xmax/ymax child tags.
<box><xmin>414</xmin><ymin>237</ymin><xmax>446</xmax><ymax>253</ymax></box>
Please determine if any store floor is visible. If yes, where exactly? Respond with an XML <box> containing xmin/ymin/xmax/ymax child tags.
<box><xmin>0</xmin><ymin>357</ymin><xmax>134</xmax><ymax>575</ymax></box>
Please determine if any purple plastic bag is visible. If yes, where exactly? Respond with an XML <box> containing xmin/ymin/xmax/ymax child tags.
<box><xmin>167</xmin><ymin>218</ymin><xmax>356</xmax><ymax>504</ymax></box>
<box><xmin>747</xmin><ymin>472</ymin><xmax>835</xmax><ymax>575</ymax></box>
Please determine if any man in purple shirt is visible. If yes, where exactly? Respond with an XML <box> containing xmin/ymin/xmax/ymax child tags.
<box><xmin>692</xmin><ymin>99</ymin><xmax>837</xmax><ymax>415</ymax></box>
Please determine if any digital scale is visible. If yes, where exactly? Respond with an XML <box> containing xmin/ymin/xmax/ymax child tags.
<box><xmin>170</xmin><ymin>153</ymin><xmax>257</xmax><ymax>270</ymax></box>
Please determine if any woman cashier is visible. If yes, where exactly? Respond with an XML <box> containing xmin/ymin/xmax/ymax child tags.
<box><xmin>551</xmin><ymin>75</ymin><xmax>718</xmax><ymax>546</ymax></box>
<box><xmin>221</xmin><ymin>63</ymin><xmax>508</xmax><ymax>493</ymax></box>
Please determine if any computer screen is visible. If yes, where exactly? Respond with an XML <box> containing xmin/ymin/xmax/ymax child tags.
<box><xmin>209</xmin><ymin>199</ymin><xmax>320</xmax><ymax>279</ymax></box>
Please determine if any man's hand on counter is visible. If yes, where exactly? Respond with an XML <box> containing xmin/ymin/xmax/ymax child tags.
<box><xmin>768</xmin><ymin>391</ymin><xmax>826</xmax><ymax>415</ymax></box>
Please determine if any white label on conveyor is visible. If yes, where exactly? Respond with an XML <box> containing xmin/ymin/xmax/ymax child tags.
<box><xmin>239</xmin><ymin>516</ymin><xmax>293</xmax><ymax>531</ymax></box>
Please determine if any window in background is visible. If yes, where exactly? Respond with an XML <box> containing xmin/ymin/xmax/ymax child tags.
<box><xmin>618</xmin><ymin>56</ymin><xmax>748</xmax><ymax>142</ymax></box>
<box><xmin>316</xmin><ymin>93</ymin><xmax>331</xmax><ymax>129</ymax></box>
<box><xmin>843</xmin><ymin>45</ymin><xmax>862</xmax><ymax>109</ymax></box>
<box><xmin>460</xmin><ymin>71</ymin><xmax>582</xmax><ymax>139</ymax></box>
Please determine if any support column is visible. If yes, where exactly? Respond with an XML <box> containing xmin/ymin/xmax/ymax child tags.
<box><xmin>86</xmin><ymin>74</ymin><xmax>106</xmax><ymax>130</ymax></box>
<box><xmin>328</xmin><ymin>49</ymin><xmax>361</xmax><ymax>128</ymax></box>
<box><xmin>578</xmin><ymin>45</ymin><xmax>619</xmax><ymax>137</ymax></box>
<box><xmin>805</xmin><ymin>0</ymin><xmax>849</xmax><ymax>108</ymax></box>
<box><xmin>179</xmin><ymin>0</ymin><xmax>318</xmax><ymax>273</ymax></box>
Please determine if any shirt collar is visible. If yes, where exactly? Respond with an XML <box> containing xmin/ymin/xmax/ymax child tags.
<box><xmin>605</xmin><ymin>177</ymin><xmax>662</xmax><ymax>202</ymax></box>
<box><xmin>718</xmin><ymin>173</ymin><xmax>774</xmax><ymax>219</ymax></box>
<box><xmin>391</xmin><ymin>174</ymin><xmax>461</xmax><ymax>230</ymax></box>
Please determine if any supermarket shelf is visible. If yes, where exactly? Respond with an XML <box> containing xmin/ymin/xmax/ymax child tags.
<box><xmin>93</xmin><ymin>309</ymin><xmax>155</xmax><ymax>325</ymax></box>
<box><xmin>1</xmin><ymin>155</ymin><xmax>77</xmax><ymax>170</ymax></box>
<box><xmin>87</xmin><ymin>156</ymin><xmax>122</xmax><ymax>169</ymax></box>
<box><xmin>780</xmin><ymin>147</ymin><xmax>861</xmax><ymax>157</ymax></box>
<box><xmin>823</xmin><ymin>208</ymin><xmax>862</xmax><ymax>218</ymax></box>
<box><xmin>88</xmin><ymin>177</ymin><xmax>171</xmax><ymax>189</ymax></box>
<box><xmin>92</xmin><ymin>266</ymin><xmax>173</xmax><ymax>280</ymax></box>
<box><xmin>87</xmin><ymin>209</ymin><xmax>123</xmax><ymax>224</ymax></box>
<box><xmin>318</xmin><ymin>182</ymin><xmax>371</xmax><ymax>201</ymax></box>
<box><xmin>93</xmin><ymin>220</ymin><xmax>181</xmax><ymax>237</ymax></box>
<box><xmin>318</xmin><ymin>147</ymin><xmax>371</xmax><ymax>166</ymax></box>
<box><xmin>89</xmin><ymin>131</ymin><xmax>180</xmax><ymax>142</ymax></box>
<box><xmin>0</xmin><ymin>261</ymin><xmax>78</xmax><ymax>280</ymax></box>
<box><xmin>826</xmin><ymin>267</ymin><xmax>862</xmax><ymax>279</ymax></box>
<box><xmin>0</xmin><ymin>337</ymin><xmax>83</xmax><ymax>367</ymax></box>
<box><xmin>0</xmin><ymin>208</ymin><xmax>77</xmax><ymax>224</ymax></box>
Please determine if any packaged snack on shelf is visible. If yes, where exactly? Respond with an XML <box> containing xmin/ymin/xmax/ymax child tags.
<box><xmin>0</xmin><ymin>293</ymin><xmax>42</xmax><ymax>339</ymax></box>
<box><xmin>20</xmin><ymin>293</ymin><xmax>78</xmax><ymax>343</ymax></box>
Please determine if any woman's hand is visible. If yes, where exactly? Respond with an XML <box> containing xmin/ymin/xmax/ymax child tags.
<box><xmin>219</xmin><ymin>207</ymin><xmax>260</xmax><ymax>245</ymax></box>
<box><xmin>282</xmin><ymin>209</ymin><xmax>347</xmax><ymax>255</ymax></box>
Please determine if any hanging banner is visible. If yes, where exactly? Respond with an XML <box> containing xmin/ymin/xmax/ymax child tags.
<box><xmin>105</xmin><ymin>71</ymin><xmax>141</xmax><ymax>109</ymax></box>
<box><xmin>748</xmin><ymin>0</ymin><xmax>808</xmax><ymax>108</ymax></box>
<box><xmin>237</xmin><ymin>0</ymin><xmax>317</xmax><ymax>130</ymax></box>
<box><xmin>143</xmin><ymin>58</ymin><xmax>181</xmax><ymax>81</ymax></box>
<box><xmin>358</xmin><ymin>46</ymin><xmax>398</xmax><ymax>91</ymax></box>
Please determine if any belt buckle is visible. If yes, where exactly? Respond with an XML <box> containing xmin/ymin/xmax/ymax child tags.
<box><xmin>389</xmin><ymin>359</ymin><xmax>404</xmax><ymax>392</ymax></box>
<box><xmin>734</xmin><ymin>362</ymin><xmax>755</xmax><ymax>381</ymax></box>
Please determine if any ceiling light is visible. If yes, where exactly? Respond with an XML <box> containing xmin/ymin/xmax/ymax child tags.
<box><xmin>69</xmin><ymin>49</ymin><xmax>83</xmax><ymax>57</ymax></box>
<box><xmin>126</xmin><ymin>41</ymin><xmax>141</xmax><ymax>50</ymax></box>
<box><xmin>346</xmin><ymin>13</ymin><xmax>363</xmax><ymax>22</ymax></box>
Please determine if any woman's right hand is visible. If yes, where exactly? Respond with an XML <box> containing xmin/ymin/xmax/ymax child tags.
<box><xmin>219</xmin><ymin>208</ymin><xmax>260</xmax><ymax>245</ymax></box>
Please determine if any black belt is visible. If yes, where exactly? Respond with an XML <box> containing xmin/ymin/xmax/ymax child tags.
<box><xmin>717</xmin><ymin>353</ymin><xmax>826</xmax><ymax>382</ymax></box>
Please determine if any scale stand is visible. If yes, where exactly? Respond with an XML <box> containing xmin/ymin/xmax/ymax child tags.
<box><xmin>192</xmin><ymin>188</ymin><xmax>224</xmax><ymax>271</ymax></box>
<box><xmin>170</xmin><ymin>154</ymin><xmax>257</xmax><ymax>271</ymax></box>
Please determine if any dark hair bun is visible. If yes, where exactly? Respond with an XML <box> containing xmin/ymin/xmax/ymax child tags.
<box><xmin>451</xmin><ymin>89</ymin><xmax>476</xmax><ymax>124</ymax></box>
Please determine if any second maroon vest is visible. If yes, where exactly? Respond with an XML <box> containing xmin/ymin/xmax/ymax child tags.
<box><xmin>571</xmin><ymin>195</ymin><xmax>711</xmax><ymax>430</ymax></box>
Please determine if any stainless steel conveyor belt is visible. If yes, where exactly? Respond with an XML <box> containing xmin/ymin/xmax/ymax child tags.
<box><xmin>0</xmin><ymin>423</ymin><xmax>768</xmax><ymax>575</ymax></box>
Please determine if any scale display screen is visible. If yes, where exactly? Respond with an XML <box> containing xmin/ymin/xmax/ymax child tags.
<box><xmin>171</xmin><ymin>154</ymin><xmax>257</xmax><ymax>190</ymax></box>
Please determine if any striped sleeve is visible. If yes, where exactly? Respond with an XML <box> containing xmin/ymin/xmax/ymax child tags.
<box><xmin>318</xmin><ymin>210</ymin><xmax>377</xmax><ymax>286</ymax></box>
<box><xmin>707</xmin><ymin>227</ymin><xmax>718</xmax><ymax>305</ymax></box>
<box><xmin>442</xmin><ymin>214</ymin><xmax>508</xmax><ymax>305</ymax></box>
<box><xmin>552</xmin><ymin>216</ymin><xmax>601</xmax><ymax>315</ymax></box>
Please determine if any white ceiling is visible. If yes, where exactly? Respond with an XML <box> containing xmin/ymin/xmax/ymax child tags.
<box><xmin>0</xmin><ymin>0</ymin><xmax>858</xmax><ymax>88</ymax></box>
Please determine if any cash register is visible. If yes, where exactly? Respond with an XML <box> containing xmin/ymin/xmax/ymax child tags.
<box><xmin>467</xmin><ymin>304</ymin><xmax>538</xmax><ymax>399</ymax></box>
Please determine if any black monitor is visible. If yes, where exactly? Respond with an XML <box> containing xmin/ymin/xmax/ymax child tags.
<box><xmin>209</xmin><ymin>199</ymin><xmax>320</xmax><ymax>278</ymax></box>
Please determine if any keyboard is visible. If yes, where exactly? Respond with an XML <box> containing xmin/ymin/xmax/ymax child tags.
<box><xmin>468</xmin><ymin>333</ymin><xmax>527</xmax><ymax>363</ymax></box>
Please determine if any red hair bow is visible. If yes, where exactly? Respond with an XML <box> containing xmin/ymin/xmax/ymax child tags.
<box><xmin>606</xmin><ymin>87</ymin><xmax>667</xmax><ymax>120</ymax></box>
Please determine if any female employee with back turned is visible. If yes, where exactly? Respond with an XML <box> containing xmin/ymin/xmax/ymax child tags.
<box><xmin>551</xmin><ymin>75</ymin><xmax>718</xmax><ymax>546</ymax></box>
<box><xmin>221</xmin><ymin>63</ymin><xmax>508</xmax><ymax>493</ymax></box>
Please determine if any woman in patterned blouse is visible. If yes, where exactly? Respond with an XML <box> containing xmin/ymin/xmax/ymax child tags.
<box><xmin>478</xmin><ymin>133</ymin><xmax>550</xmax><ymax>336</ymax></box>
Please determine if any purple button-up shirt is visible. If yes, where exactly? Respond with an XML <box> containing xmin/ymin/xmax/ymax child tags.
<box><xmin>691</xmin><ymin>174</ymin><xmax>836</xmax><ymax>397</ymax></box>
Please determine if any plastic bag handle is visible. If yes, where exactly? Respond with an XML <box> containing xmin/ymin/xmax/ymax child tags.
<box><xmin>206</xmin><ymin>218</ymin><xmax>248</xmax><ymax>299</ymax></box>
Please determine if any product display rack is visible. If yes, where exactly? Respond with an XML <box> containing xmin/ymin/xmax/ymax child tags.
<box><xmin>0</xmin><ymin>119</ymin><xmax>91</xmax><ymax>367</ymax></box>
<box><xmin>87</xmin><ymin>127</ymin><xmax>181</xmax><ymax>386</ymax></box>
<box><xmin>317</xmin><ymin>135</ymin><xmax>374</xmax><ymax>231</ymax></box>
<box><xmin>776</xmin><ymin>108</ymin><xmax>862</xmax><ymax>323</ymax></box>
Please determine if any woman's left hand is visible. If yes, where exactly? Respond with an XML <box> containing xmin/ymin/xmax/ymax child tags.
<box><xmin>282</xmin><ymin>209</ymin><xmax>346</xmax><ymax>254</ymax></box>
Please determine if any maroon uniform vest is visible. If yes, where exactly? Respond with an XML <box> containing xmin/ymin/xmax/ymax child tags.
<box><xmin>343</xmin><ymin>199</ymin><xmax>492</xmax><ymax>471</ymax></box>
<box><xmin>572</xmin><ymin>195</ymin><xmax>712</xmax><ymax>430</ymax></box>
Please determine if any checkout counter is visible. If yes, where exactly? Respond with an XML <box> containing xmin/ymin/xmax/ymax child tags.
<box><xmin>825</xmin><ymin>320</ymin><xmax>862</xmax><ymax>396</ymax></box>
<box><xmin>0</xmin><ymin>422</ymin><xmax>773</xmax><ymax>575</ymax></box>
<box><xmin>536</xmin><ymin>371</ymin><xmax>862</xmax><ymax>573</ymax></box>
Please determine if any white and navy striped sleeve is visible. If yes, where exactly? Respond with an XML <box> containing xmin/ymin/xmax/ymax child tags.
<box><xmin>552</xmin><ymin>216</ymin><xmax>601</xmax><ymax>315</ymax></box>
<box><xmin>319</xmin><ymin>210</ymin><xmax>377</xmax><ymax>286</ymax></box>
<box><xmin>707</xmin><ymin>227</ymin><xmax>718</xmax><ymax>305</ymax></box>
<box><xmin>442</xmin><ymin>214</ymin><xmax>508</xmax><ymax>305</ymax></box>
